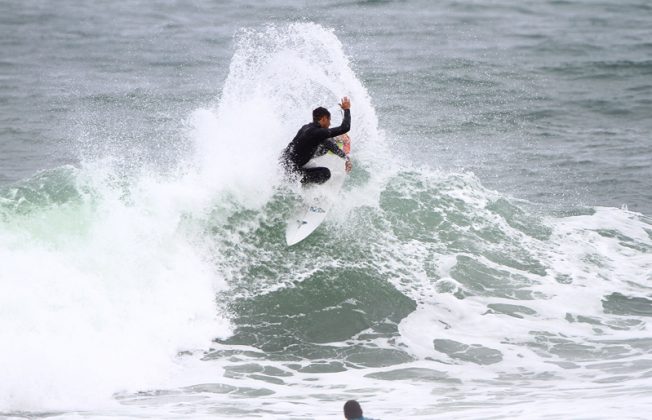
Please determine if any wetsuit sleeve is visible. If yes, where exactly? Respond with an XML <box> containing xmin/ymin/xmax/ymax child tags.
<box><xmin>325</xmin><ymin>109</ymin><xmax>351</xmax><ymax>138</ymax></box>
<box><xmin>322</xmin><ymin>139</ymin><xmax>347</xmax><ymax>159</ymax></box>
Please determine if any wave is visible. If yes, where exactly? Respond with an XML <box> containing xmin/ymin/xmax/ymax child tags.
<box><xmin>0</xmin><ymin>21</ymin><xmax>384</xmax><ymax>412</ymax></box>
<box><xmin>1</xmin><ymin>22</ymin><xmax>651</xmax><ymax>417</ymax></box>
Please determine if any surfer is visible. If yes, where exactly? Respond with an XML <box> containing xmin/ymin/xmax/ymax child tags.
<box><xmin>281</xmin><ymin>97</ymin><xmax>352</xmax><ymax>184</ymax></box>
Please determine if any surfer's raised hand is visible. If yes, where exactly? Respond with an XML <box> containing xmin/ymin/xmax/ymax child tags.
<box><xmin>340</xmin><ymin>96</ymin><xmax>351</xmax><ymax>110</ymax></box>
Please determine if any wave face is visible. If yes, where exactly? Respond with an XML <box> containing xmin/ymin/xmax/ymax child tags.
<box><xmin>2</xmin><ymin>21</ymin><xmax>652</xmax><ymax>419</ymax></box>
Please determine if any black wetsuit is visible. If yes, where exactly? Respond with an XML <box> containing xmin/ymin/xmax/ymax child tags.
<box><xmin>281</xmin><ymin>109</ymin><xmax>350</xmax><ymax>184</ymax></box>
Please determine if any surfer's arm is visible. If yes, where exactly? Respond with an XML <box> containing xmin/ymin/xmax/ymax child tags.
<box><xmin>322</xmin><ymin>138</ymin><xmax>347</xmax><ymax>159</ymax></box>
<box><xmin>325</xmin><ymin>109</ymin><xmax>350</xmax><ymax>138</ymax></box>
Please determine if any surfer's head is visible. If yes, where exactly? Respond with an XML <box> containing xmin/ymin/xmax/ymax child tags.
<box><xmin>343</xmin><ymin>400</ymin><xmax>363</xmax><ymax>419</ymax></box>
<box><xmin>313</xmin><ymin>106</ymin><xmax>331</xmax><ymax>128</ymax></box>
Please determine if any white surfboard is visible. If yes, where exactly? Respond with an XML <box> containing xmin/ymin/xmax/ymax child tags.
<box><xmin>285</xmin><ymin>152</ymin><xmax>347</xmax><ymax>246</ymax></box>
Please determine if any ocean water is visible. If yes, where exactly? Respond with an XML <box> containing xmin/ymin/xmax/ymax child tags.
<box><xmin>1</xmin><ymin>1</ymin><xmax>651</xmax><ymax>419</ymax></box>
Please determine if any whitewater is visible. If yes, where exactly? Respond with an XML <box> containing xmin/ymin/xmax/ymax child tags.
<box><xmin>2</xmin><ymin>8</ymin><xmax>652</xmax><ymax>420</ymax></box>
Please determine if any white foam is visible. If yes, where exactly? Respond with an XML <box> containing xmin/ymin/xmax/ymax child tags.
<box><xmin>0</xmin><ymin>165</ymin><xmax>232</xmax><ymax>411</ymax></box>
<box><xmin>392</xmin><ymin>174</ymin><xmax>652</xmax><ymax>391</ymax></box>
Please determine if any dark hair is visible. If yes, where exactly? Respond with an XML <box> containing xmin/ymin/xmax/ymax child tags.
<box><xmin>343</xmin><ymin>400</ymin><xmax>363</xmax><ymax>419</ymax></box>
<box><xmin>312</xmin><ymin>106</ymin><xmax>331</xmax><ymax>123</ymax></box>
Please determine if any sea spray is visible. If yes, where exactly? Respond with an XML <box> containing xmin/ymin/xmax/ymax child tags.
<box><xmin>190</xmin><ymin>23</ymin><xmax>387</xmax><ymax>200</ymax></box>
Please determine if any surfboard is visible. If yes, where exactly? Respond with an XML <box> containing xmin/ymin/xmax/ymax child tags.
<box><xmin>285</xmin><ymin>136</ymin><xmax>350</xmax><ymax>246</ymax></box>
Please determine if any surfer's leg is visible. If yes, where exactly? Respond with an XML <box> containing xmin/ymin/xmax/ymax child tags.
<box><xmin>300</xmin><ymin>167</ymin><xmax>331</xmax><ymax>185</ymax></box>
